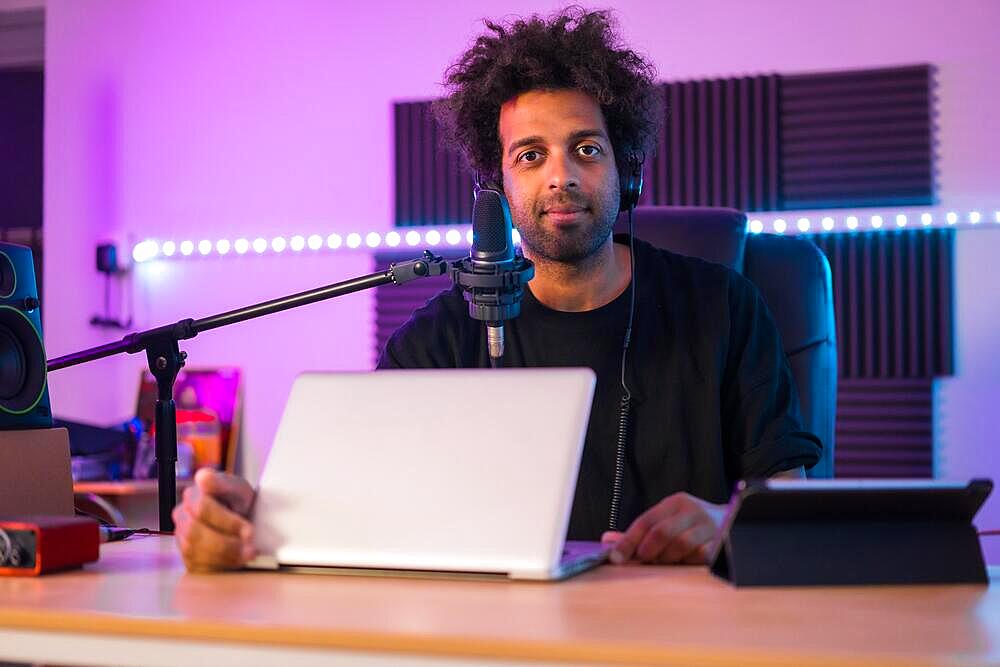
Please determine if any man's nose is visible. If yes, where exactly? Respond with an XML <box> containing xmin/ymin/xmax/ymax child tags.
<box><xmin>547</xmin><ymin>152</ymin><xmax>580</xmax><ymax>192</ymax></box>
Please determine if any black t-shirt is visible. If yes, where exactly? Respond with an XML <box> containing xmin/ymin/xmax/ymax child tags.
<box><xmin>378</xmin><ymin>236</ymin><xmax>822</xmax><ymax>540</ymax></box>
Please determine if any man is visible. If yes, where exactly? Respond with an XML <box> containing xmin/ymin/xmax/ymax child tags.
<box><xmin>174</xmin><ymin>8</ymin><xmax>821</xmax><ymax>572</ymax></box>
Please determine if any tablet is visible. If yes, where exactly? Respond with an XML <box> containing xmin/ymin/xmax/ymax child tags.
<box><xmin>710</xmin><ymin>478</ymin><xmax>993</xmax><ymax>586</ymax></box>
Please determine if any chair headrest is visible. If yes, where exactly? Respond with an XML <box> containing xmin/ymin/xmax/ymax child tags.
<box><xmin>614</xmin><ymin>206</ymin><xmax>747</xmax><ymax>273</ymax></box>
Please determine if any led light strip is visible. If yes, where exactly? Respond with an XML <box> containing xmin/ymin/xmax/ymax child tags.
<box><xmin>747</xmin><ymin>208</ymin><xmax>999</xmax><ymax>236</ymax></box>
<box><xmin>132</xmin><ymin>207</ymin><xmax>999</xmax><ymax>263</ymax></box>
<box><xmin>131</xmin><ymin>226</ymin><xmax>508</xmax><ymax>263</ymax></box>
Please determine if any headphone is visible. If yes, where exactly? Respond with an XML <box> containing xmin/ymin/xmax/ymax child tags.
<box><xmin>618</xmin><ymin>151</ymin><xmax>644</xmax><ymax>213</ymax></box>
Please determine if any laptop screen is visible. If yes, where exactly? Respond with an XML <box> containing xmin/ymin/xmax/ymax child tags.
<box><xmin>252</xmin><ymin>368</ymin><xmax>595</xmax><ymax>576</ymax></box>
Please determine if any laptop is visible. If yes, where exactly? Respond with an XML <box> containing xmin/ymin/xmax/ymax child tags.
<box><xmin>247</xmin><ymin>368</ymin><xmax>608</xmax><ymax>580</ymax></box>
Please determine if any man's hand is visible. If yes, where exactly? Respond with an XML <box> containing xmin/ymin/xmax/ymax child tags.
<box><xmin>172</xmin><ymin>468</ymin><xmax>257</xmax><ymax>573</ymax></box>
<box><xmin>601</xmin><ymin>492</ymin><xmax>726</xmax><ymax>565</ymax></box>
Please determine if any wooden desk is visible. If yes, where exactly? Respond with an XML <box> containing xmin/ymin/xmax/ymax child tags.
<box><xmin>1</xmin><ymin>535</ymin><xmax>998</xmax><ymax>666</ymax></box>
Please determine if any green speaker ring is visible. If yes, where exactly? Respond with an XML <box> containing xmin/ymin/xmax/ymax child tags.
<box><xmin>0</xmin><ymin>304</ymin><xmax>47</xmax><ymax>416</ymax></box>
<box><xmin>0</xmin><ymin>251</ymin><xmax>16</xmax><ymax>300</ymax></box>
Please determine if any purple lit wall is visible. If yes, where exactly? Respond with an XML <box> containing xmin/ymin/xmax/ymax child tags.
<box><xmin>42</xmin><ymin>0</ymin><xmax>1000</xmax><ymax>527</ymax></box>
<box><xmin>937</xmin><ymin>228</ymin><xmax>1000</xmax><ymax>563</ymax></box>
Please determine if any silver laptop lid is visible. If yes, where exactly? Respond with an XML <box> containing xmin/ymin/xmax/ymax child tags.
<box><xmin>252</xmin><ymin>368</ymin><xmax>596</xmax><ymax>578</ymax></box>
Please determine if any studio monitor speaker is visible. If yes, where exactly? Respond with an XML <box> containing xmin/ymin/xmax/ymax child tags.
<box><xmin>0</xmin><ymin>242</ymin><xmax>51</xmax><ymax>430</ymax></box>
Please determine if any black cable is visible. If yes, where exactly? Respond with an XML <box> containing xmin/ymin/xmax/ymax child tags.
<box><xmin>104</xmin><ymin>273</ymin><xmax>111</xmax><ymax>319</ymax></box>
<box><xmin>74</xmin><ymin>506</ymin><xmax>167</xmax><ymax>539</ymax></box>
<box><xmin>609</xmin><ymin>208</ymin><xmax>637</xmax><ymax>532</ymax></box>
<box><xmin>74</xmin><ymin>506</ymin><xmax>115</xmax><ymax>527</ymax></box>
<box><xmin>75</xmin><ymin>506</ymin><xmax>168</xmax><ymax>542</ymax></box>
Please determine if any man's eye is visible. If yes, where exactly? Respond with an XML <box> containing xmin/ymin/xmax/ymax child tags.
<box><xmin>518</xmin><ymin>150</ymin><xmax>541</xmax><ymax>163</ymax></box>
<box><xmin>577</xmin><ymin>145</ymin><xmax>601</xmax><ymax>157</ymax></box>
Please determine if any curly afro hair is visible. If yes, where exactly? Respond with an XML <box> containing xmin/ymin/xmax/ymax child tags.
<box><xmin>435</xmin><ymin>7</ymin><xmax>659</xmax><ymax>185</ymax></box>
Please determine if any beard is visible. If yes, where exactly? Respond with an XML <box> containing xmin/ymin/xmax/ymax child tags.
<box><xmin>509</xmin><ymin>178</ymin><xmax>620</xmax><ymax>264</ymax></box>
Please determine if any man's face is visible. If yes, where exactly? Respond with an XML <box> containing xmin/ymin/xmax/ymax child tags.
<box><xmin>498</xmin><ymin>89</ymin><xmax>620</xmax><ymax>264</ymax></box>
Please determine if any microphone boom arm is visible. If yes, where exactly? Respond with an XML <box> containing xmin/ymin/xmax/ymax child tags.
<box><xmin>46</xmin><ymin>251</ymin><xmax>447</xmax><ymax>532</ymax></box>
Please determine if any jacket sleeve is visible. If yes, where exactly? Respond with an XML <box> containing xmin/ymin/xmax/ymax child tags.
<box><xmin>721</xmin><ymin>273</ymin><xmax>823</xmax><ymax>478</ymax></box>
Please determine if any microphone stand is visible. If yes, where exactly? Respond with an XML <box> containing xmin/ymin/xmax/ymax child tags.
<box><xmin>47</xmin><ymin>251</ymin><xmax>448</xmax><ymax>532</ymax></box>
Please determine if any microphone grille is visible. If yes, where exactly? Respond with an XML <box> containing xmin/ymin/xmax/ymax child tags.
<box><xmin>472</xmin><ymin>189</ymin><xmax>510</xmax><ymax>254</ymax></box>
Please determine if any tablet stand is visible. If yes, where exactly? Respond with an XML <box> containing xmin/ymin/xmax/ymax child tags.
<box><xmin>710</xmin><ymin>479</ymin><xmax>992</xmax><ymax>586</ymax></box>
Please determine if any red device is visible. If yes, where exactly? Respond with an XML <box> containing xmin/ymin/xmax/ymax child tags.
<box><xmin>0</xmin><ymin>516</ymin><xmax>100</xmax><ymax>576</ymax></box>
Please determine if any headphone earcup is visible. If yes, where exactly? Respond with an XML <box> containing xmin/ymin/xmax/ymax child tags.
<box><xmin>618</xmin><ymin>154</ymin><xmax>643</xmax><ymax>213</ymax></box>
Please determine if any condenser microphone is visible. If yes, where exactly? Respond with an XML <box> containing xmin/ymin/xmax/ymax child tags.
<box><xmin>451</xmin><ymin>184</ymin><xmax>534</xmax><ymax>365</ymax></box>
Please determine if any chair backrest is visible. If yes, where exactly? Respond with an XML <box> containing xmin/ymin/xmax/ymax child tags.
<box><xmin>615</xmin><ymin>206</ymin><xmax>836</xmax><ymax>478</ymax></box>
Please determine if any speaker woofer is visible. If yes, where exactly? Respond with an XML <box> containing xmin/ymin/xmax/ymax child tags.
<box><xmin>0</xmin><ymin>327</ymin><xmax>26</xmax><ymax>399</ymax></box>
<box><xmin>0</xmin><ymin>305</ymin><xmax>47</xmax><ymax>415</ymax></box>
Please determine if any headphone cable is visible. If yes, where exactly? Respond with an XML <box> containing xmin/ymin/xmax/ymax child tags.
<box><xmin>609</xmin><ymin>207</ymin><xmax>637</xmax><ymax>533</ymax></box>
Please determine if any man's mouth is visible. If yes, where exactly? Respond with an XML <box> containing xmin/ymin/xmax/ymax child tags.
<box><xmin>542</xmin><ymin>205</ymin><xmax>588</xmax><ymax>224</ymax></box>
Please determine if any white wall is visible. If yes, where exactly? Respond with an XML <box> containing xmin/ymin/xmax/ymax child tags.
<box><xmin>43</xmin><ymin>2</ymin><xmax>1000</xmax><ymax>492</ymax></box>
